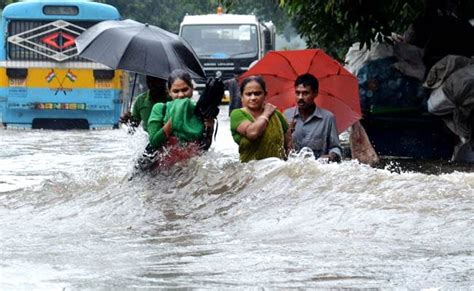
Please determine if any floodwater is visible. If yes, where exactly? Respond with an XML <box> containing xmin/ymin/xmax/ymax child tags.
<box><xmin>0</xmin><ymin>108</ymin><xmax>473</xmax><ymax>290</ymax></box>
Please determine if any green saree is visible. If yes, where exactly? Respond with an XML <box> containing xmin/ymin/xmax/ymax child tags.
<box><xmin>230</xmin><ymin>109</ymin><xmax>288</xmax><ymax>162</ymax></box>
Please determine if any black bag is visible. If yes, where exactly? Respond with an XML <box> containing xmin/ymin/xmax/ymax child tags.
<box><xmin>194</xmin><ymin>77</ymin><xmax>225</xmax><ymax>120</ymax></box>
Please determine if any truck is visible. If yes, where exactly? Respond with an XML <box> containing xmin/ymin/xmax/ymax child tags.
<box><xmin>179</xmin><ymin>11</ymin><xmax>275</xmax><ymax>94</ymax></box>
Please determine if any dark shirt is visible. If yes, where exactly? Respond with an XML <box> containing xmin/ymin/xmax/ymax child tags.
<box><xmin>284</xmin><ymin>106</ymin><xmax>342</xmax><ymax>158</ymax></box>
<box><xmin>225</xmin><ymin>78</ymin><xmax>242</xmax><ymax>115</ymax></box>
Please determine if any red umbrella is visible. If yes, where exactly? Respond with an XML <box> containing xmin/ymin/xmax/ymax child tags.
<box><xmin>240</xmin><ymin>49</ymin><xmax>361</xmax><ymax>133</ymax></box>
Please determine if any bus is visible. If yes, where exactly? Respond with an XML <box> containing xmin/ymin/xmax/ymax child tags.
<box><xmin>0</xmin><ymin>0</ymin><xmax>127</xmax><ymax>129</ymax></box>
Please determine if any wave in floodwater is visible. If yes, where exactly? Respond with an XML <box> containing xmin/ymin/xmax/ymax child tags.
<box><xmin>0</xmin><ymin>121</ymin><xmax>473</xmax><ymax>290</ymax></box>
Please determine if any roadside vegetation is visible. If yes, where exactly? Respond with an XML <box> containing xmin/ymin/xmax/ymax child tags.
<box><xmin>1</xmin><ymin>0</ymin><xmax>473</xmax><ymax>60</ymax></box>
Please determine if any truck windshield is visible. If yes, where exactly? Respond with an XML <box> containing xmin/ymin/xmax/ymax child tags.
<box><xmin>181</xmin><ymin>24</ymin><xmax>258</xmax><ymax>59</ymax></box>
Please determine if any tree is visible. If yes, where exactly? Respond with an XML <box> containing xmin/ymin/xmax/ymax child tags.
<box><xmin>2</xmin><ymin>1</ymin><xmax>292</xmax><ymax>37</ymax></box>
<box><xmin>279</xmin><ymin>0</ymin><xmax>474</xmax><ymax>60</ymax></box>
<box><xmin>222</xmin><ymin>0</ymin><xmax>290</xmax><ymax>32</ymax></box>
<box><xmin>104</xmin><ymin>0</ymin><xmax>220</xmax><ymax>33</ymax></box>
<box><xmin>103</xmin><ymin>0</ymin><xmax>291</xmax><ymax>35</ymax></box>
<box><xmin>0</xmin><ymin>0</ymin><xmax>15</xmax><ymax>9</ymax></box>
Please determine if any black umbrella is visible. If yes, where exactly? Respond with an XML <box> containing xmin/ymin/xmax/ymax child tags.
<box><xmin>75</xmin><ymin>19</ymin><xmax>206</xmax><ymax>81</ymax></box>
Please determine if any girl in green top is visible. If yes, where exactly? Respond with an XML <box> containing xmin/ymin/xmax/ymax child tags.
<box><xmin>230</xmin><ymin>75</ymin><xmax>291</xmax><ymax>162</ymax></box>
<box><xmin>145</xmin><ymin>70</ymin><xmax>214</xmax><ymax>168</ymax></box>
<box><xmin>148</xmin><ymin>70</ymin><xmax>214</xmax><ymax>149</ymax></box>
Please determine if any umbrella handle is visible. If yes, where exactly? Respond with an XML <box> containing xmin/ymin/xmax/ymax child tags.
<box><xmin>128</xmin><ymin>72</ymin><xmax>138</xmax><ymax>111</ymax></box>
<box><xmin>121</xmin><ymin>72</ymin><xmax>138</xmax><ymax>134</ymax></box>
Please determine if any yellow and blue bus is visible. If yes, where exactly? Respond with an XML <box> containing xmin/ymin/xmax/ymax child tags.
<box><xmin>0</xmin><ymin>0</ymin><xmax>127</xmax><ymax>129</ymax></box>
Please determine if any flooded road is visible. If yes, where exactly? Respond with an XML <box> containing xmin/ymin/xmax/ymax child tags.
<box><xmin>0</xmin><ymin>108</ymin><xmax>473</xmax><ymax>290</ymax></box>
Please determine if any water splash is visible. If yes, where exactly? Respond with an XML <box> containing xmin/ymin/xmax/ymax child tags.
<box><xmin>0</xmin><ymin>119</ymin><xmax>473</xmax><ymax>289</ymax></box>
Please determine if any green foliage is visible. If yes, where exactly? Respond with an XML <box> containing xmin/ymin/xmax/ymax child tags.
<box><xmin>2</xmin><ymin>0</ymin><xmax>292</xmax><ymax>37</ymax></box>
<box><xmin>103</xmin><ymin>0</ymin><xmax>219</xmax><ymax>33</ymax></box>
<box><xmin>101</xmin><ymin>0</ymin><xmax>292</xmax><ymax>36</ymax></box>
<box><xmin>0</xmin><ymin>0</ymin><xmax>15</xmax><ymax>9</ymax></box>
<box><xmin>280</xmin><ymin>0</ymin><xmax>474</xmax><ymax>60</ymax></box>
<box><xmin>222</xmin><ymin>0</ymin><xmax>289</xmax><ymax>29</ymax></box>
<box><xmin>280</xmin><ymin>0</ymin><xmax>429</xmax><ymax>60</ymax></box>
<box><xmin>103</xmin><ymin>0</ymin><xmax>290</xmax><ymax>34</ymax></box>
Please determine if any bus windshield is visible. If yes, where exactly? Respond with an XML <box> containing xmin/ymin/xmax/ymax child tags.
<box><xmin>181</xmin><ymin>24</ymin><xmax>258</xmax><ymax>59</ymax></box>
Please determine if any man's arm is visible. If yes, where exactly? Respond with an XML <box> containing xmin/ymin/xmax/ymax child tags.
<box><xmin>120</xmin><ymin>95</ymin><xmax>142</xmax><ymax>129</ymax></box>
<box><xmin>326</xmin><ymin>115</ymin><xmax>342</xmax><ymax>162</ymax></box>
<box><xmin>130</xmin><ymin>96</ymin><xmax>143</xmax><ymax>125</ymax></box>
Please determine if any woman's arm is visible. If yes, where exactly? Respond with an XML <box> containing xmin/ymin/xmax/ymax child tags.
<box><xmin>148</xmin><ymin>103</ymin><xmax>171</xmax><ymax>149</ymax></box>
<box><xmin>236</xmin><ymin>104</ymin><xmax>276</xmax><ymax>140</ymax></box>
<box><xmin>320</xmin><ymin>115</ymin><xmax>341</xmax><ymax>162</ymax></box>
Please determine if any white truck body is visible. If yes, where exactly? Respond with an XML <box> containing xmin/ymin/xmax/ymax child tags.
<box><xmin>179</xmin><ymin>13</ymin><xmax>275</xmax><ymax>88</ymax></box>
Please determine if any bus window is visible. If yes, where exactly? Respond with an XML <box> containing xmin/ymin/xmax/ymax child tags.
<box><xmin>43</xmin><ymin>6</ymin><xmax>79</xmax><ymax>16</ymax></box>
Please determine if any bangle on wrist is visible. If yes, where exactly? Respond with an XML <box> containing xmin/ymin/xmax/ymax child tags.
<box><xmin>258</xmin><ymin>115</ymin><xmax>269</xmax><ymax>123</ymax></box>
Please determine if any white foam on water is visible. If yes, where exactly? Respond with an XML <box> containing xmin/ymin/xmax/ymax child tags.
<box><xmin>0</xmin><ymin>107</ymin><xmax>473</xmax><ymax>289</ymax></box>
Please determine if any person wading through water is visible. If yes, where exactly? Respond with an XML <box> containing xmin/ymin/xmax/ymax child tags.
<box><xmin>230</xmin><ymin>75</ymin><xmax>291</xmax><ymax>162</ymax></box>
<box><xmin>136</xmin><ymin>69</ymin><xmax>223</xmax><ymax>171</ymax></box>
<box><xmin>284</xmin><ymin>73</ymin><xmax>342</xmax><ymax>162</ymax></box>
<box><xmin>120</xmin><ymin>75</ymin><xmax>170</xmax><ymax>133</ymax></box>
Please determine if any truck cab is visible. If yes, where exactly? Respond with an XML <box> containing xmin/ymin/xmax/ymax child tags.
<box><xmin>179</xmin><ymin>13</ymin><xmax>275</xmax><ymax>93</ymax></box>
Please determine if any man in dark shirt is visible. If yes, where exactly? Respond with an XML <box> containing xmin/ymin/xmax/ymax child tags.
<box><xmin>284</xmin><ymin>73</ymin><xmax>342</xmax><ymax>162</ymax></box>
<box><xmin>225</xmin><ymin>74</ymin><xmax>242</xmax><ymax>116</ymax></box>
<box><xmin>120</xmin><ymin>75</ymin><xmax>170</xmax><ymax>132</ymax></box>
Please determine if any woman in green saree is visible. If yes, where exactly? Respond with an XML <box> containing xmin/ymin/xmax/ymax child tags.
<box><xmin>230</xmin><ymin>75</ymin><xmax>291</xmax><ymax>162</ymax></box>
